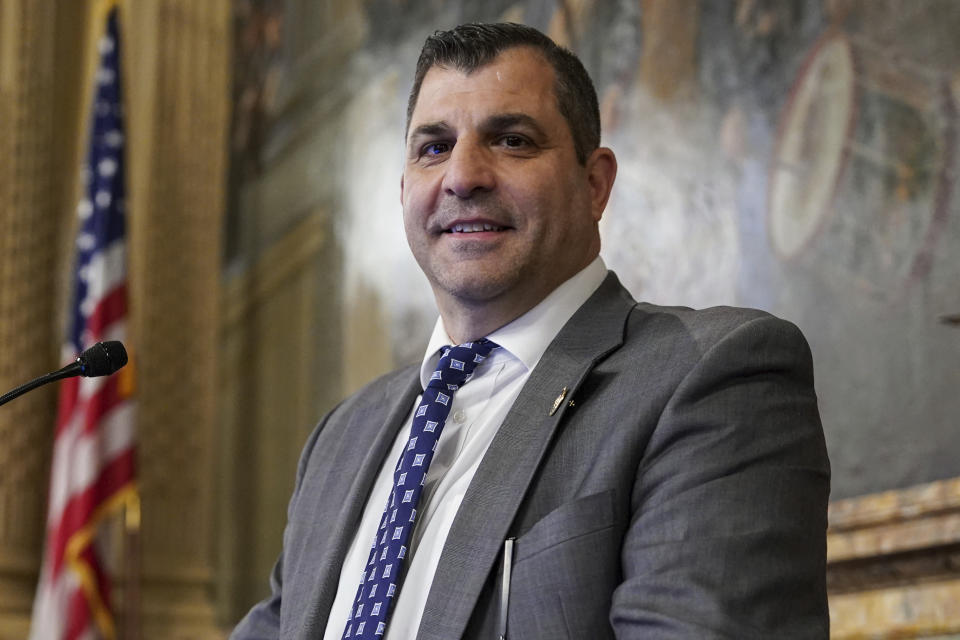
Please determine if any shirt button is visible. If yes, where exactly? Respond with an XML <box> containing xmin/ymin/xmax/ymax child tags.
<box><xmin>452</xmin><ymin>409</ymin><xmax>466</xmax><ymax>424</ymax></box>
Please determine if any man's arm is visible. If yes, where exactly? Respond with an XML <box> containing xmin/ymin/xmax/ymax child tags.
<box><xmin>612</xmin><ymin>314</ymin><xmax>830</xmax><ymax>638</ymax></box>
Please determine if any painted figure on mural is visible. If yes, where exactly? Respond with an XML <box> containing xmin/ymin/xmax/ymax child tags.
<box><xmin>232</xmin><ymin>22</ymin><xmax>830</xmax><ymax>639</ymax></box>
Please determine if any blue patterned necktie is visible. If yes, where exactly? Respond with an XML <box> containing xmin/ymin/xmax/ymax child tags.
<box><xmin>341</xmin><ymin>338</ymin><xmax>499</xmax><ymax>639</ymax></box>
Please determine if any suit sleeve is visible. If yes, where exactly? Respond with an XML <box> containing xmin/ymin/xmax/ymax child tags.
<box><xmin>229</xmin><ymin>410</ymin><xmax>330</xmax><ymax>640</ymax></box>
<box><xmin>611</xmin><ymin>315</ymin><xmax>831</xmax><ymax>639</ymax></box>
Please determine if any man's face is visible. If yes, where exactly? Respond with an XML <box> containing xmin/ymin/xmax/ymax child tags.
<box><xmin>402</xmin><ymin>47</ymin><xmax>613</xmax><ymax>324</ymax></box>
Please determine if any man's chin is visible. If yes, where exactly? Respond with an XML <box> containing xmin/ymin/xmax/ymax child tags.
<box><xmin>431</xmin><ymin>270</ymin><xmax>518</xmax><ymax>306</ymax></box>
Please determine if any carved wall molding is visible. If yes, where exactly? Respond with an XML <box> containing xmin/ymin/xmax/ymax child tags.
<box><xmin>828</xmin><ymin>477</ymin><xmax>960</xmax><ymax>638</ymax></box>
<box><xmin>222</xmin><ymin>212</ymin><xmax>327</xmax><ymax>327</ymax></box>
<box><xmin>218</xmin><ymin>210</ymin><xmax>338</xmax><ymax>622</ymax></box>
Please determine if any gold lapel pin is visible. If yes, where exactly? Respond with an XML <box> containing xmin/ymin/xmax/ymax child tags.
<box><xmin>549</xmin><ymin>387</ymin><xmax>568</xmax><ymax>416</ymax></box>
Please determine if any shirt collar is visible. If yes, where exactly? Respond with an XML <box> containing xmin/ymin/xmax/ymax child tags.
<box><xmin>419</xmin><ymin>256</ymin><xmax>608</xmax><ymax>389</ymax></box>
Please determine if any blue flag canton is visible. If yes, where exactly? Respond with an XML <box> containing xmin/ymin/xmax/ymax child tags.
<box><xmin>69</xmin><ymin>8</ymin><xmax>127</xmax><ymax>353</ymax></box>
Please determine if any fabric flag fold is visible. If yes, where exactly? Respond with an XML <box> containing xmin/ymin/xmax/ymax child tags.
<box><xmin>30</xmin><ymin>5</ymin><xmax>137</xmax><ymax>639</ymax></box>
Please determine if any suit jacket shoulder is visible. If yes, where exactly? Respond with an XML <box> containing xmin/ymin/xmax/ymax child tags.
<box><xmin>452</xmin><ymin>275</ymin><xmax>829</xmax><ymax>640</ymax></box>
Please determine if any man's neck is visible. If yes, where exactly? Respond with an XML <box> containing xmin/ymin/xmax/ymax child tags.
<box><xmin>434</xmin><ymin>257</ymin><xmax>603</xmax><ymax>344</ymax></box>
<box><xmin>436</xmin><ymin>298</ymin><xmax>531</xmax><ymax>344</ymax></box>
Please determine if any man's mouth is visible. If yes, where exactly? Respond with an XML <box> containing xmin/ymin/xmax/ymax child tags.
<box><xmin>446</xmin><ymin>222</ymin><xmax>508</xmax><ymax>233</ymax></box>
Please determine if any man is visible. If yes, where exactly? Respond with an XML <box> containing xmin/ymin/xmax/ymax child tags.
<box><xmin>233</xmin><ymin>23</ymin><xmax>830</xmax><ymax>640</ymax></box>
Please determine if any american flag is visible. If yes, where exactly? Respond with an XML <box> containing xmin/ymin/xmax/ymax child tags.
<box><xmin>30</xmin><ymin>6</ymin><xmax>137</xmax><ymax>639</ymax></box>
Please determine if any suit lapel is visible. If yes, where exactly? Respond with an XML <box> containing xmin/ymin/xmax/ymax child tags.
<box><xmin>295</xmin><ymin>369</ymin><xmax>422</xmax><ymax>639</ymax></box>
<box><xmin>416</xmin><ymin>274</ymin><xmax>636</xmax><ymax>640</ymax></box>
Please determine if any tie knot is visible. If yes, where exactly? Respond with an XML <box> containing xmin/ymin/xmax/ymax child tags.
<box><xmin>427</xmin><ymin>338</ymin><xmax>499</xmax><ymax>390</ymax></box>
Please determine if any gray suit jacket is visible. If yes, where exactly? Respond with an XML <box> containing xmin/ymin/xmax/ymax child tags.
<box><xmin>232</xmin><ymin>272</ymin><xmax>830</xmax><ymax>639</ymax></box>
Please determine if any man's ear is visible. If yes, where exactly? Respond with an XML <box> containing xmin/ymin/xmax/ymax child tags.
<box><xmin>400</xmin><ymin>174</ymin><xmax>405</xmax><ymax>205</ymax></box>
<box><xmin>586</xmin><ymin>147</ymin><xmax>617</xmax><ymax>222</ymax></box>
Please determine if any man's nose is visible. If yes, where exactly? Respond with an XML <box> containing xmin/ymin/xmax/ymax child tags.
<box><xmin>442</xmin><ymin>144</ymin><xmax>495</xmax><ymax>198</ymax></box>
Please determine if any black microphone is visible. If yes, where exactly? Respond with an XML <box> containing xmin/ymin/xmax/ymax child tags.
<box><xmin>0</xmin><ymin>341</ymin><xmax>129</xmax><ymax>407</ymax></box>
<box><xmin>69</xmin><ymin>340</ymin><xmax>128</xmax><ymax>377</ymax></box>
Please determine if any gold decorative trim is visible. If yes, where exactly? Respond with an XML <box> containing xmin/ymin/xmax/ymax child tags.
<box><xmin>828</xmin><ymin>478</ymin><xmax>960</xmax><ymax>637</ymax></box>
<box><xmin>829</xmin><ymin>478</ymin><xmax>960</xmax><ymax>535</ymax></box>
<box><xmin>830</xmin><ymin>580</ymin><xmax>960</xmax><ymax>639</ymax></box>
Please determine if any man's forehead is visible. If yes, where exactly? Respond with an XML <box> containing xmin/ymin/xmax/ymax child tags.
<box><xmin>409</xmin><ymin>48</ymin><xmax>557</xmax><ymax>126</ymax></box>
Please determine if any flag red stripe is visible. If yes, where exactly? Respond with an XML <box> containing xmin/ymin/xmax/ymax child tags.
<box><xmin>48</xmin><ymin>448</ymin><xmax>135</xmax><ymax>578</ymax></box>
<box><xmin>65</xmin><ymin>587</ymin><xmax>92</xmax><ymax>640</ymax></box>
<box><xmin>56</xmin><ymin>377</ymin><xmax>80</xmax><ymax>433</ymax></box>
<box><xmin>63</xmin><ymin>544</ymin><xmax>113</xmax><ymax>640</ymax></box>
<box><xmin>80</xmin><ymin>375</ymin><xmax>124</xmax><ymax>436</ymax></box>
<box><xmin>93</xmin><ymin>545</ymin><xmax>113</xmax><ymax>624</ymax></box>
<box><xmin>54</xmin><ymin>374</ymin><xmax>124</xmax><ymax>439</ymax></box>
<box><xmin>84</xmin><ymin>283</ymin><xmax>127</xmax><ymax>341</ymax></box>
<box><xmin>82</xmin><ymin>543</ymin><xmax>113</xmax><ymax>620</ymax></box>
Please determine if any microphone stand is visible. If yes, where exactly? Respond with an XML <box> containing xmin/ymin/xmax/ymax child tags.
<box><xmin>0</xmin><ymin>341</ymin><xmax>126</xmax><ymax>408</ymax></box>
<box><xmin>0</xmin><ymin>362</ymin><xmax>81</xmax><ymax>407</ymax></box>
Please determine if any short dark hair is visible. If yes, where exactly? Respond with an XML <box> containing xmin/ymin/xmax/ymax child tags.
<box><xmin>406</xmin><ymin>23</ymin><xmax>601</xmax><ymax>165</ymax></box>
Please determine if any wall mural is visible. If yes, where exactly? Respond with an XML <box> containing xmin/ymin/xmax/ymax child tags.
<box><xmin>230</xmin><ymin>0</ymin><xmax>960</xmax><ymax>499</ymax></box>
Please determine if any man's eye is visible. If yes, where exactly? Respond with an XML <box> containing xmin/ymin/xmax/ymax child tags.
<box><xmin>501</xmin><ymin>135</ymin><xmax>526</xmax><ymax>147</ymax></box>
<box><xmin>422</xmin><ymin>142</ymin><xmax>450</xmax><ymax>156</ymax></box>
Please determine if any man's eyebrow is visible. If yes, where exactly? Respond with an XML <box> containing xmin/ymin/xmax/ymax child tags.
<box><xmin>408</xmin><ymin>122</ymin><xmax>452</xmax><ymax>140</ymax></box>
<box><xmin>479</xmin><ymin>113</ymin><xmax>547</xmax><ymax>137</ymax></box>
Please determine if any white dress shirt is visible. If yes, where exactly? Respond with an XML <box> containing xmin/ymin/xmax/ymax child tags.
<box><xmin>322</xmin><ymin>257</ymin><xmax>607</xmax><ymax>640</ymax></box>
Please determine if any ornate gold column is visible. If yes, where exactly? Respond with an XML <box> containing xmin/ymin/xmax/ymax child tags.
<box><xmin>123</xmin><ymin>1</ymin><xmax>231</xmax><ymax>637</ymax></box>
<box><xmin>0</xmin><ymin>1</ymin><xmax>61</xmax><ymax>636</ymax></box>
